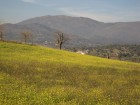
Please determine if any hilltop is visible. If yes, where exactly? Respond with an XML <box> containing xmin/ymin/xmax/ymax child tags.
<box><xmin>0</xmin><ymin>41</ymin><xmax>140</xmax><ymax>105</ymax></box>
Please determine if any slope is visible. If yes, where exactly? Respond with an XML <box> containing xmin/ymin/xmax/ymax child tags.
<box><xmin>0</xmin><ymin>41</ymin><xmax>140</xmax><ymax>105</ymax></box>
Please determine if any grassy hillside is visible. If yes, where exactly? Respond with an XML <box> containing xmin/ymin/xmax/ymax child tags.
<box><xmin>0</xmin><ymin>41</ymin><xmax>140</xmax><ymax>105</ymax></box>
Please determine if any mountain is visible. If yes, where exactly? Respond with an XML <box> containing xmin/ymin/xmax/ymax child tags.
<box><xmin>2</xmin><ymin>15</ymin><xmax>140</xmax><ymax>47</ymax></box>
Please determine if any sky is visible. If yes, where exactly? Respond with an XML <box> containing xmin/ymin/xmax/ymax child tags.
<box><xmin>0</xmin><ymin>0</ymin><xmax>140</xmax><ymax>23</ymax></box>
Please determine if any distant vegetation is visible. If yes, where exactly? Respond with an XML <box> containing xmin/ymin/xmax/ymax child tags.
<box><xmin>0</xmin><ymin>41</ymin><xmax>140</xmax><ymax>105</ymax></box>
<box><xmin>87</xmin><ymin>45</ymin><xmax>140</xmax><ymax>62</ymax></box>
<box><xmin>67</xmin><ymin>44</ymin><xmax>140</xmax><ymax>63</ymax></box>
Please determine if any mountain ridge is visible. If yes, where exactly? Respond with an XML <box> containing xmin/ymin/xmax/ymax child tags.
<box><xmin>1</xmin><ymin>15</ymin><xmax>140</xmax><ymax>47</ymax></box>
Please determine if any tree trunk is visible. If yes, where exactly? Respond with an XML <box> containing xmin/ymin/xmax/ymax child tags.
<box><xmin>59</xmin><ymin>43</ymin><xmax>62</xmax><ymax>50</ymax></box>
<box><xmin>0</xmin><ymin>32</ymin><xmax>3</xmax><ymax>41</ymax></box>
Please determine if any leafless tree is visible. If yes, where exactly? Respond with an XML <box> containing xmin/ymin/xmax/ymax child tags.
<box><xmin>21</xmin><ymin>31</ymin><xmax>32</xmax><ymax>43</ymax></box>
<box><xmin>56</xmin><ymin>32</ymin><xmax>64</xmax><ymax>50</ymax></box>
<box><xmin>55</xmin><ymin>31</ymin><xmax>70</xmax><ymax>50</ymax></box>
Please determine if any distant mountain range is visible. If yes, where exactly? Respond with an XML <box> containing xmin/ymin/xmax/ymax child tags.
<box><xmin>2</xmin><ymin>15</ymin><xmax>140</xmax><ymax>48</ymax></box>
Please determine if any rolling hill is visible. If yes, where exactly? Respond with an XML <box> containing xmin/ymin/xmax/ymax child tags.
<box><xmin>2</xmin><ymin>15</ymin><xmax>140</xmax><ymax>48</ymax></box>
<box><xmin>0</xmin><ymin>41</ymin><xmax>140</xmax><ymax>105</ymax></box>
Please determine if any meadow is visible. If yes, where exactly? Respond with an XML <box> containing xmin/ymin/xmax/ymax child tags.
<box><xmin>0</xmin><ymin>41</ymin><xmax>140</xmax><ymax>105</ymax></box>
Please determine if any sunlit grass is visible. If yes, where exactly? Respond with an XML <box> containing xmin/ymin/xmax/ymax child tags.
<box><xmin>0</xmin><ymin>41</ymin><xmax>140</xmax><ymax>105</ymax></box>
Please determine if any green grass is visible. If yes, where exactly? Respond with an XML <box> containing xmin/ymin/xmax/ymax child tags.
<box><xmin>0</xmin><ymin>41</ymin><xmax>140</xmax><ymax>105</ymax></box>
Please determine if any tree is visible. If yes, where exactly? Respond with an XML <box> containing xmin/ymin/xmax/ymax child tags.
<box><xmin>21</xmin><ymin>31</ymin><xmax>32</xmax><ymax>43</ymax></box>
<box><xmin>0</xmin><ymin>22</ymin><xmax>4</xmax><ymax>41</ymax></box>
<box><xmin>56</xmin><ymin>32</ymin><xmax>64</xmax><ymax>50</ymax></box>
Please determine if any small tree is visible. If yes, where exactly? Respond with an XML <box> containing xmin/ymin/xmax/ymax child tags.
<box><xmin>56</xmin><ymin>32</ymin><xmax>64</xmax><ymax>50</ymax></box>
<box><xmin>21</xmin><ymin>31</ymin><xmax>32</xmax><ymax>43</ymax></box>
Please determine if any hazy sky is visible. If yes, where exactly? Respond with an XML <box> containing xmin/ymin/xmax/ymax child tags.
<box><xmin>0</xmin><ymin>0</ymin><xmax>140</xmax><ymax>23</ymax></box>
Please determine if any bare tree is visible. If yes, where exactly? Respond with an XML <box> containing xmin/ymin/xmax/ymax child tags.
<box><xmin>21</xmin><ymin>31</ymin><xmax>32</xmax><ymax>43</ymax></box>
<box><xmin>56</xmin><ymin>32</ymin><xmax>64</xmax><ymax>50</ymax></box>
<box><xmin>56</xmin><ymin>31</ymin><xmax>70</xmax><ymax>50</ymax></box>
<box><xmin>0</xmin><ymin>22</ymin><xmax>4</xmax><ymax>41</ymax></box>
